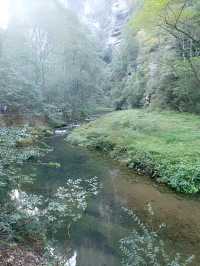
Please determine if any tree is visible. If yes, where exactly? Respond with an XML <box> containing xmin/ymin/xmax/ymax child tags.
<box><xmin>110</xmin><ymin>0</ymin><xmax>200</xmax><ymax>113</ymax></box>
<box><xmin>0</xmin><ymin>0</ymin><xmax>106</xmax><ymax>118</ymax></box>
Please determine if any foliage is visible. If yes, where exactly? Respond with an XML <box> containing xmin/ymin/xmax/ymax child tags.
<box><xmin>46</xmin><ymin>177</ymin><xmax>100</xmax><ymax>231</ymax></box>
<box><xmin>132</xmin><ymin>0</ymin><xmax>170</xmax><ymax>30</ymax></box>
<box><xmin>110</xmin><ymin>0</ymin><xmax>200</xmax><ymax>114</ymax></box>
<box><xmin>0</xmin><ymin>127</ymin><xmax>43</xmax><ymax>198</ymax></box>
<box><xmin>1</xmin><ymin>170</ymin><xmax>101</xmax><ymax>264</ymax></box>
<box><xmin>109</xmin><ymin>27</ymin><xmax>140</xmax><ymax>110</ymax></box>
<box><xmin>0</xmin><ymin>0</ymin><xmax>107</xmax><ymax>119</ymax></box>
<box><xmin>0</xmin><ymin>126</ymin><xmax>50</xmax><ymax>252</ymax></box>
<box><xmin>120</xmin><ymin>208</ymin><xmax>194</xmax><ymax>266</ymax></box>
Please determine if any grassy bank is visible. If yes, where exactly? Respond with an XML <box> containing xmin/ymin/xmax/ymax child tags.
<box><xmin>67</xmin><ymin>109</ymin><xmax>200</xmax><ymax>194</ymax></box>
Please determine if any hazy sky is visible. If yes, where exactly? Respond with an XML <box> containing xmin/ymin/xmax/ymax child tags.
<box><xmin>0</xmin><ymin>0</ymin><xmax>31</xmax><ymax>29</ymax></box>
<box><xmin>0</xmin><ymin>0</ymin><xmax>10</xmax><ymax>28</ymax></box>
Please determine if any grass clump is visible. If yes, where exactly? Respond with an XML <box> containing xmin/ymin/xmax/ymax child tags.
<box><xmin>67</xmin><ymin>109</ymin><xmax>200</xmax><ymax>194</ymax></box>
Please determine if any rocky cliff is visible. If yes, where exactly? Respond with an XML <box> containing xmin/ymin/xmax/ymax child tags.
<box><xmin>108</xmin><ymin>0</ymin><xmax>130</xmax><ymax>48</ymax></box>
<box><xmin>60</xmin><ymin>0</ymin><xmax>131</xmax><ymax>49</ymax></box>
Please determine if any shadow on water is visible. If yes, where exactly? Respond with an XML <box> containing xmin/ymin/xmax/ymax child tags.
<box><xmin>21</xmin><ymin>135</ymin><xmax>200</xmax><ymax>266</ymax></box>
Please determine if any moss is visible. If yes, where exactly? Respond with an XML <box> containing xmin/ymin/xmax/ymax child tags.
<box><xmin>16</xmin><ymin>138</ymin><xmax>34</xmax><ymax>147</ymax></box>
<box><xmin>67</xmin><ymin>109</ymin><xmax>200</xmax><ymax>194</ymax></box>
<box><xmin>42</xmin><ymin>129</ymin><xmax>54</xmax><ymax>137</ymax></box>
<box><xmin>46</xmin><ymin>162</ymin><xmax>61</xmax><ymax>168</ymax></box>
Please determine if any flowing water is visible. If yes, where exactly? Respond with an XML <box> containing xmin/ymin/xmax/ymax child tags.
<box><xmin>16</xmin><ymin>135</ymin><xmax>200</xmax><ymax>265</ymax></box>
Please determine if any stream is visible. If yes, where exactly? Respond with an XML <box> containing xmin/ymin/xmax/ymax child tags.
<box><xmin>13</xmin><ymin>134</ymin><xmax>200</xmax><ymax>265</ymax></box>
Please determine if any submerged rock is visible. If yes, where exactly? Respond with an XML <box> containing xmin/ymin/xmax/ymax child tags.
<box><xmin>55</xmin><ymin>129</ymin><xmax>68</xmax><ymax>135</ymax></box>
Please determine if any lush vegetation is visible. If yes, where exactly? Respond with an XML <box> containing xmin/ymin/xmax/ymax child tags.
<box><xmin>0</xmin><ymin>126</ymin><xmax>51</xmax><ymax>263</ymax></box>
<box><xmin>68</xmin><ymin>109</ymin><xmax>200</xmax><ymax>193</ymax></box>
<box><xmin>0</xmin><ymin>0</ymin><xmax>108</xmax><ymax>123</ymax></box>
<box><xmin>0</xmin><ymin>125</ymin><xmax>102</xmax><ymax>264</ymax></box>
<box><xmin>1</xmin><ymin>0</ymin><xmax>200</xmax><ymax>264</ymax></box>
<box><xmin>0</xmin><ymin>0</ymin><xmax>110</xmax><ymax>263</ymax></box>
<box><xmin>109</xmin><ymin>0</ymin><xmax>200</xmax><ymax>113</ymax></box>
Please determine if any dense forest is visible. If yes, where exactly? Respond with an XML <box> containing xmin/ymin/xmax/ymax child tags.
<box><xmin>1</xmin><ymin>0</ymin><xmax>200</xmax><ymax>118</ymax></box>
<box><xmin>1</xmin><ymin>0</ymin><xmax>200</xmax><ymax>265</ymax></box>
<box><xmin>0</xmin><ymin>0</ymin><xmax>107</xmax><ymax>124</ymax></box>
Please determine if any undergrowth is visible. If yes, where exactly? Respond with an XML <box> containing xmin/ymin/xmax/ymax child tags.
<box><xmin>0</xmin><ymin>127</ymin><xmax>52</xmax><ymax>258</ymax></box>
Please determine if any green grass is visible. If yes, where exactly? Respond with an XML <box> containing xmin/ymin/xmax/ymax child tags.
<box><xmin>67</xmin><ymin>109</ymin><xmax>200</xmax><ymax>194</ymax></box>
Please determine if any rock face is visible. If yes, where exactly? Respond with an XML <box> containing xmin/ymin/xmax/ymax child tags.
<box><xmin>108</xmin><ymin>0</ymin><xmax>130</xmax><ymax>48</ymax></box>
<box><xmin>60</xmin><ymin>0</ymin><xmax>131</xmax><ymax>49</ymax></box>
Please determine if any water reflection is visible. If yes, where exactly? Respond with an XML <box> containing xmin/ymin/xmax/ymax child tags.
<box><xmin>76</xmin><ymin>242</ymin><xmax>118</xmax><ymax>266</ymax></box>
<box><xmin>65</xmin><ymin>251</ymin><xmax>77</xmax><ymax>266</ymax></box>
<box><xmin>19</xmin><ymin>136</ymin><xmax>199</xmax><ymax>265</ymax></box>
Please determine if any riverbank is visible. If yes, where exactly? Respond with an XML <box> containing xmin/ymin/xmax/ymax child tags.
<box><xmin>0</xmin><ymin>125</ymin><xmax>53</xmax><ymax>265</ymax></box>
<box><xmin>67</xmin><ymin>109</ymin><xmax>200</xmax><ymax>194</ymax></box>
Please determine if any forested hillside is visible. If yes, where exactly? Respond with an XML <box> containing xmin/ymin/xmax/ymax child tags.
<box><xmin>0</xmin><ymin>0</ymin><xmax>107</xmax><ymax>123</ymax></box>
<box><xmin>1</xmin><ymin>0</ymin><xmax>200</xmax><ymax>119</ymax></box>
<box><xmin>110</xmin><ymin>0</ymin><xmax>200</xmax><ymax>113</ymax></box>
<box><xmin>2</xmin><ymin>0</ymin><xmax>199</xmax><ymax>118</ymax></box>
